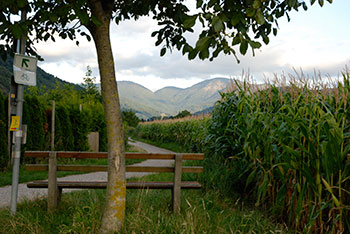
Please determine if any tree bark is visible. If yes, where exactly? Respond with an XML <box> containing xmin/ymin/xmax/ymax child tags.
<box><xmin>88</xmin><ymin>0</ymin><xmax>126</xmax><ymax>233</ymax></box>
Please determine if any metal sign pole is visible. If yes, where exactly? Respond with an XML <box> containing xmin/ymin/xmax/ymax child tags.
<box><xmin>10</xmin><ymin>10</ymin><xmax>26</xmax><ymax>215</ymax></box>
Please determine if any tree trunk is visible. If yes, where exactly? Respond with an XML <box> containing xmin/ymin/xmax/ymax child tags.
<box><xmin>88</xmin><ymin>0</ymin><xmax>126</xmax><ymax>233</ymax></box>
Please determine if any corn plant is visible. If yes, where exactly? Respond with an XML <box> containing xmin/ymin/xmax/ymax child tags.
<box><xmin>137</xmin><ymin>117</ymin><xmax>209</xmax><ymax>153</ymax></box>
<box><xmin>207</xmin><ymin>72</ymin><xmax>350</xmax><ymax>232</ymax></box>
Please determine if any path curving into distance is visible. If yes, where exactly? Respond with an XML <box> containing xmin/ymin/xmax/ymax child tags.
<box><xmin>0</xmin><ymin>139</ymin><xmax>174</xmax><ymax>208</ymax></box>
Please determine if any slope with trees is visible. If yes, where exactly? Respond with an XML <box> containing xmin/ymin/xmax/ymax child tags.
<box><xmin>0</xmin><ymin>55</ymin><xmax>82</xmax><ymax>94</ymax></box>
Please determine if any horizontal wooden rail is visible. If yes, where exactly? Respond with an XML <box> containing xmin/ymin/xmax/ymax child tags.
<box><xmin>24</xmin><ymin>151</ymin><xmax>204</xmax><ymax>160</ymax></box>
<box><xmin>27</xmin><ymin>181</ymin><xmax>202</xmax><ymax>190</ymax></box>
<box><xmin>26</xmin><ymin>164</ymin><xmax>203</xmax><ymax>173</ymax></box>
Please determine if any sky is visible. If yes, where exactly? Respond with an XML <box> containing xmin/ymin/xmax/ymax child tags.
<box><xmin>35</xmin><ymin>0</ymin><xmax>350</xmax><ymax>92</ymax></box>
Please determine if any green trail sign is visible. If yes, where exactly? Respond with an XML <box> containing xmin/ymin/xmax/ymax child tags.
<box><xmin>13</xmin><ymin>54</ymin><xmax>37</xmax><ymax>86</ymax></box>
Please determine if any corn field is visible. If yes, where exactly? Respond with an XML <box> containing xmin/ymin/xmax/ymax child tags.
<box><xmin>137</xmin><ymin>71</ymin><xmax>350</xmax><ymax>232</ymax></box>
<box><xmin>137</xmin><ymin>116</ymin><xmax>209</xmax><ymax>153</ymax></box>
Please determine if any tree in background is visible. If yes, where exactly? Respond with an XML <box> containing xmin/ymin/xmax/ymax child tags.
<box><xmin>82</xmin><ymin>66</ymin><xmax>102</xmax><ymax>103</ymax></box>
<box><xmin>122</xmin><ymin>110</ymin><xmax>139</xmax><ymax>128</ymax></box>
<box><xmin>175</xmin><ymin>110</ymin><xmax>191</xmax><ymax>119</ymax></box>
<box><xmin>0</xmin><ymin>0</ymin><xmax>331</xmax><ymax>232</ymax></box>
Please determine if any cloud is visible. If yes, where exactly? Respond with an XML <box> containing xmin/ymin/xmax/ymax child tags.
<box><xmin>32</xmin><ymin>1</ymin><xmax>350</xmax><ymax>91</ymax></box>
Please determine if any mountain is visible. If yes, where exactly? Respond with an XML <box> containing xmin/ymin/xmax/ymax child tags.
<box><xmin>117</xmin><ymin>78</ymin><xmax>230</xmax><ymax>119</ymax></box>
<box><xmin>0</xmin><ymin>55</ymin><xmax>82</xmax><ymax>94</ymax></box>
<box><xmin>1</xmin><ymin>54</ymin><xmax>229</xmax><ymax>118</ymax></box>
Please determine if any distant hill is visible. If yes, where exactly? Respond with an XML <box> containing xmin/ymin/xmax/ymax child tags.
<box><xmin>116</xmin><ymin>78</ymin><xmax>231</xmax><ymax>119</ymax></box>
<box><xmin>1</xmin><ymin>54</ymin><xmax>230</xmax><ymax>118</ymax></box>
<box><xmin>0</xmin><ymin>55</ymin><xmax>82</xmax><ymax>94</ymax></box>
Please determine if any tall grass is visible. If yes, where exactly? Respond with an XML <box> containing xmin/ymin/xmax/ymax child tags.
<box><xmin>207</xmin><ymin>71</ymin><xmax>350</xmax><ymax>232</ymax></box>
<box><xmin>0</xmin><ymin>179</ymin><xmax>285</xmax><ymax>233</ymax></box>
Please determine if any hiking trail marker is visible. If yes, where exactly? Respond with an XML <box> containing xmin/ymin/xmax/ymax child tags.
<box><xmin>13</xmin><ymin>53</ymin><xmax>37</xmax><ymax>86</ymax></box>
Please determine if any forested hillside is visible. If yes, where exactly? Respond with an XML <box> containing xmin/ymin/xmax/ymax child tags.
<box><xmin>0</xmin><ymin>56</ymin><xmax>82</xmax><ymax>94</ymax></box>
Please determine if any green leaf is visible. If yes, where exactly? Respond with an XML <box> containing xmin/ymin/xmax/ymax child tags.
<box><xmin>322</xmin><ymin>178</ymin><xmax>340</xmax><ymax>207</ymax></box>
<box><xmin>311</xmin><ymin>0</ymin><xmax>316</xmax><ymax>5</ymax></box>
<box><xmin>60</xmin><ymin>32</ymin><xmax>67</xmax><ymax>39</ymax></box>
<box><xmin>76</xmin><ymin>10</ymin><xmax>89</xmax><ymax>25</ymax></box>
<box><xmin>245</xmin><ymin>169</ymin><xmax>257</xmax><ymax>189</ymax></box>
<box><xmin>151</xmin><ymin>31</ymin><xmax>157</xmax><ymax>37</ymax></box>
<box><xmin>232</xmin><ymin>36</ymin><xmax>241</xmax><ymax>45</ymax></box>
<box><xmin>155</xmin><ymin>39</ymin><xmax>162</xmax><ymax>46</ymax></box>
<box><xmin>183</xmin><ymin>15</ymin><xmax>197</xmax><ymax>29</ymax></box>
<box><xmin>231</xmin><ymin>14</ymin><xmax>241</xmax><ymax>26</ymax></box>
<box><xmin>249</xmin><ymin>41</ymin><xmax>261</xmax><ymax>49</ymax></box>
<box><xmin>196</xmin><ymin>0</ymin><xmax>203</xmax><ymax>8</ymax></box>
<box><xmin>246</xmin><ymin>8</ymin><xmax>256</xmax><ymax>17</ymax></box>
<box><xmin>212</xmin><ymin>16</ymin><xmax>224</xmax><ymax>32</ymax></box>
<box><xmin>262</xmin><ymin>35</ymin><xmax>269</xmax><ymax>44</ymax></box>
<box><xmin>208</xmin><ymin>0</ymin><xmax>219</xmax><ymax>8</ymax></box>
<box><xmin>160</xmin><ymin>47</ymin><xmax>166</xmax><ymax>56</ymax></box>
<box><xmin>188</xmin><ymin>50</ymin><xmax>198</xmax><ymax>60</ymax></box>
<box><xmin>49</xmin><ymin>15</ymin><xmax>58</xmax><ymax>23</ymax></box>
<box><xmin>256</xmin><ymin>10</ymin><xmax>265</xmax><ymax>25</ymax></box>
<box><xmin>273</xmin><ymin>28</ymin><xmax>278</xmax><ymax>36</ymax></box>
<box><xmin>199</xmin><ymin>48</ymin><xmax>209</xmax><ymax>59</ymax></box>
<box><xmin>318</xmin><ymin>0</ymin><xmax>324</xmax><ymax>6</ymax></box>
<box><xmin>44</xmin><ymin>33</ymin><xmax>50</xmax><ymax>41</ymax></box>
<box><xmin>240</xmin><ymin>40</ymin><xmax>248</xmax><ymax>55</ymax></box>
<box><xmin>196</xmin><ymin>36</ymin><xmax>210</xmax><ymax>50</ymax></box>
<box><xmin>302</xmin><ymin>2</ymin><xmax>308</xmax><ymax>10</ymax></box>
<box><xmin>182</xmin><ymin>44</ymin><xmax>191</xmax><ymax>55</ymax></box>
<box><xmin>253</xmin><ymin>0</ymin><xmax>261</xmax><ymax>9</ymax></box>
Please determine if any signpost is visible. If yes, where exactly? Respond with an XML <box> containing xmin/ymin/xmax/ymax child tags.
<box><xmin>10</xmin><ymin>10</ymin><xmax>36</xmax><ymax>215</ymax></box>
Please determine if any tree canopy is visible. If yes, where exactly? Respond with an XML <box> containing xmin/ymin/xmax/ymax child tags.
<box><xmin>0</xmin><ymin>0</ymin><xmax>331</xmax><ymax>62</ymax></box>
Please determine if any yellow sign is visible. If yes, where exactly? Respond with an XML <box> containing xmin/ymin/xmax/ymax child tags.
<box><xmin>10</xmin><ymin>116</ymin><xmax>20</xmax><ymax>131</ymax></box>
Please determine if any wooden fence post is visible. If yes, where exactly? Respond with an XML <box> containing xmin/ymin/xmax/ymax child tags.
<box><xmin>173</xmin><ymin>154</ymin><xmax>182</xmax><ymax>213</ymax></box>
<box><xmin>48</xmin><ymin>151</ymin><xmax>58</xmax><ymax>211</ymax></box>
<box><xmin>51</xmin><ymin>100</ymin><xmax>55</xmax><ymax>151</ymax></box>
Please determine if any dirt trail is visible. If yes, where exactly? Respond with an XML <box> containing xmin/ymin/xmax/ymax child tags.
<box><xmin>0</xmin><ymin>139</ymin><xmax>174</xmax><ymax>208</ymax></box>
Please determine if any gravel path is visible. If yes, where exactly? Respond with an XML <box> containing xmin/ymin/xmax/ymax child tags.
<box><xmin>0</xmin><ymin>140</ymin><xmax>174</xmax><ymax>208</ymax></box>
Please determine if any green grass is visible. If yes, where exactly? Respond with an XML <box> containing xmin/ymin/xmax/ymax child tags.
<box><xmin>0</xmin><ymin>144</ymin><xmax>146</xmax><ymax>187</ymax></box>
<box><xmin>0</xmin><ymin>173</ymin><xmax>286</xmax><ymax>234</ymax></box>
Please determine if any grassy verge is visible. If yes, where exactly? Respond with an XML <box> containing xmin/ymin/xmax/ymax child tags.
<box><xmin>0</xmin><ymin>144</ymin><xmax>147</xmax><ymax>187</ymax></box>
<box><xmin>0</xmin><ymin>173</ymin><xmax>286</xmax><ymax>233</ymax></box>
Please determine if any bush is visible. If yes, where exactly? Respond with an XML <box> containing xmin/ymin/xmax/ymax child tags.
<box><xmin>55</xmin><ymin>105</ymin><xmax>74</xmax><ymax>151</ymax></box>
<box><xmin>22</xmin><ymin>95</ymin><xmax>46</xmax><ymax>151</ymax></box>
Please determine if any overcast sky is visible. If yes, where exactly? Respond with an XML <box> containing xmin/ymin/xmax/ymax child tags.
<box><xmin>35</xmin><ymin>0</ymin><xmax>349</xmax><ymax>92</ymax></box>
